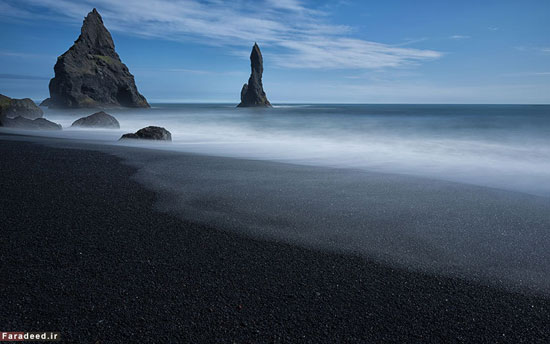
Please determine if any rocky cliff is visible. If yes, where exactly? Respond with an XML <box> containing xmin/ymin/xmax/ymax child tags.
<box><xmin>237</xmin><ymin>43</ymin><xmax>271</xmax><ymax>107</ymax></box>
<box><xmin>44</xmin><ymin>9</ymin><xmax>149</xmax><ymax>108</ymax></box>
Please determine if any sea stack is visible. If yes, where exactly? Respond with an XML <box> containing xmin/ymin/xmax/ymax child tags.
<box><xmin>237</xmin><ymin>43</ymin><xmax>271</xmax><ymax>107</ymax></box>
<box><xmin>44</xmin><ymin>9</ymin><xmax>149</xmax><ymax>108</ymax></box>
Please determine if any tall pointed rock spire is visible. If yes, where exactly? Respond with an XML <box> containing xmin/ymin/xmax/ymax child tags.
<box><xmin>45</xmin><ymin>8</ymin><xmax>149</xmax><ymax>108</ymax></box>
<box><xmin>237</xmin><ymin>43</ymin><xmax>271</xmax><ymax>107</ymax></box>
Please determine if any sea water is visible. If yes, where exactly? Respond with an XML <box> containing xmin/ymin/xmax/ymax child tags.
<box><xmin>36</xmin><ymin>103</ymin><xmax>550</xmax><ymax>197</ymax></box>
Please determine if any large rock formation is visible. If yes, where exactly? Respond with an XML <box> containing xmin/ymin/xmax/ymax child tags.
<box><xmin>71</xmin><ymin>111</ymin><xmax>120</xmax><ymax>128</ymax></box>
<box><xmin>0</xmin><ymin>94</ymin><xmax>43</xmax><ymax>119</ymax></box>
<box><xmin>237</xmin><ymin>43</ymin><xmax>271</xmax><ymax>107</ymax></box>
<box><xmin>1</xmin><ymin>116</ymin><xmax>62</xmax><ymax>130</ymax></box>
<box><xmin>120</xmin><ymin>126</ymin><xmax>171</xmax><ymax>141</ymax></box>
<box><xmin>44</xmin><ymin>8</ymin><xmax>149</xmax><ymax>109</ymax></box>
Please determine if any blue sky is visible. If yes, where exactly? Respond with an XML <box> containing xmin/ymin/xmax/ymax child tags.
<box><xmin>0</xmin><ymin>0</ymin><xmax>549</xmax><ymax>103</ymax></box>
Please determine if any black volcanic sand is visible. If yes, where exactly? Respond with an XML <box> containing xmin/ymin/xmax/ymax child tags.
<box><xmin>1</xmin><ymin>139</ymin><xmax>550</xmax><ymax>343</ymax></box>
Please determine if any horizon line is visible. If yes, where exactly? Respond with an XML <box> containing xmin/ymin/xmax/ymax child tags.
<box><xmin>32</xmin><ymin>100</ymin><xmax>550</xmax><ymax>106</ymax></box>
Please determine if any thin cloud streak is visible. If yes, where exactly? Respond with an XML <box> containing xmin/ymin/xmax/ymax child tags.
<box><xmin>0</xmin><ymin>50</ymin><xmax>52</xmax><ymax>58</ymax></box>
<box><xmin>501</xmin><ymin>72</ymin><xmax>550</xmax><ymax>77</ymax></box>
<box><xmin>514</xmin><ymin>46</ymin><xmax>550</xmax><ymax>55</ymax></box>
<box><xmin>0</xmin><ymin>0</ymin><xmax>442</xmax><ymax>70</ymax></box>
<box><xmin>273</xmin><ymin>38</ymin><xmax>441</xmax><ymax>69</ymax></box>
<box><xmin>449</xmin><ymin>35</ymin><xmax>470</xmax><ymax>40</ymax></box>
<box><xmin>0</xmin><ymin>73</ymin><xmax>50</xmax><ymax>80</ymax></box>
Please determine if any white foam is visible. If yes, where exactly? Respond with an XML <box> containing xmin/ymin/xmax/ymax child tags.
<box><xmin>17</xmin><ymin>104</ymin><xmax>550</xmax><ymax>197</ymax></box>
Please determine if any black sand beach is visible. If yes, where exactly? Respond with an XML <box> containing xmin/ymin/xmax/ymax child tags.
<box><xmin>1</xmin><ymin>137</ymin><xmax>550</xmax><ymax>343</ymax></box>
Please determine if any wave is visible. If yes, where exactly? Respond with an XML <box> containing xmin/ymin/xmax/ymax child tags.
<box><xmin>11</xmin><ymin>103</ymin><xmax>550</xmax><ymax>197</ymax></box>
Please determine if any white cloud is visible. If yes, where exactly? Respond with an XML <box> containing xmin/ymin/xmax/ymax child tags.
<box><xmin>273</xmin><ymin>37</ymin><xmax>441</xmax><ymax>69</ymax></box>
<box><xmin>265</xmin><ymin>0</ymin><xmax>313</xmax><ymax>13</ymax></box>
<box><xmin>0</xmin><ymin>0</ymin><xmax>442</xmax><ymax>70</ymax></box>
<box><xmin>449</xmin><ymin>35</ymin><xmax>470</xmax><ymax>40</ymax></box>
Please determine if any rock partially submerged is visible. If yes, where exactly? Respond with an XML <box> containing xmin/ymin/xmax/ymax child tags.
<box><xmin>237</xmin><ymin>43</ymin><xmax>271</xmax><ymax>107</ymax></box>
<box><xmin>1</xmin><ymin>116</ymin><xmax>62</xmax><ymax>130</ymax></box>
<box><xmin>71</xmin><ymin>111</ymin><xmax>120</xmax><ymax>128</ymax></box>
<box><xmin>0</xmin><ymin>94</ymin><xmax>44</xmax><ymax>119</ymax></box>
<box><xmin>120</xmin><ymin>126</ymin><xmax>171</xmax><ymax>141</ymax></box>
<box><xmin>46</xmin><ymin>9</ymin><xmax>149</xmax><ymax>108</ymax></box>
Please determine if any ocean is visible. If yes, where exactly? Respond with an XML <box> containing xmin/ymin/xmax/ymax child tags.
<box><xmin>37</xmin><ymin>103</ymin><xmax>550</xmax><ymax>197</ymax></box>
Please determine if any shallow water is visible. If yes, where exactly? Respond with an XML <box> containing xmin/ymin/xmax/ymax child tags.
<box><xmin>13</xmin><ymin>103</ymin><xmax>550</xmax><ymax>197</ymax></box>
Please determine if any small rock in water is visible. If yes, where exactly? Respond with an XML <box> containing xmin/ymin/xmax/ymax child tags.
<box><xmin>120</xmin><ymin>126</ymin><xmax>171</xmax><ymax>141</ymax></box>
<box><xmin>71</xmin><ymin>111</ymin><xmax>120</xmax><ymax>129</ymax></box>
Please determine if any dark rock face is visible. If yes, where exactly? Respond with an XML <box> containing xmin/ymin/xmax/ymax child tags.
<box><xmin>1</xmin><ymin>116</ymin><xmax>62</xmax><ymax>130</ymax></box>
<box><xmin>47</xmin><ymin>9</ymin><xmax>149</xmax><ymax>108</ymax></box>
<box><xmin>40</xmin><ymin>98</ymin><xmax>53</xmax><ymax>107</ymax></box>
<box><xmin>71</xmin><ymin>111</ymin><xmax>120</xmax><ymax>128</ymax></box>
<box><xmin>0</xmin><ymin>94</ymin><xmax>43</xmax><ymax>119</ymax></box>
<box><xmin>120</xmin><ymin>126</ymin><xmax>171</xmax><ymax>141</ymax></box>
<box><xmin>237</xmin><ymin>43</ymin><xmax>271</xmax><ymax>107</ymax></box>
